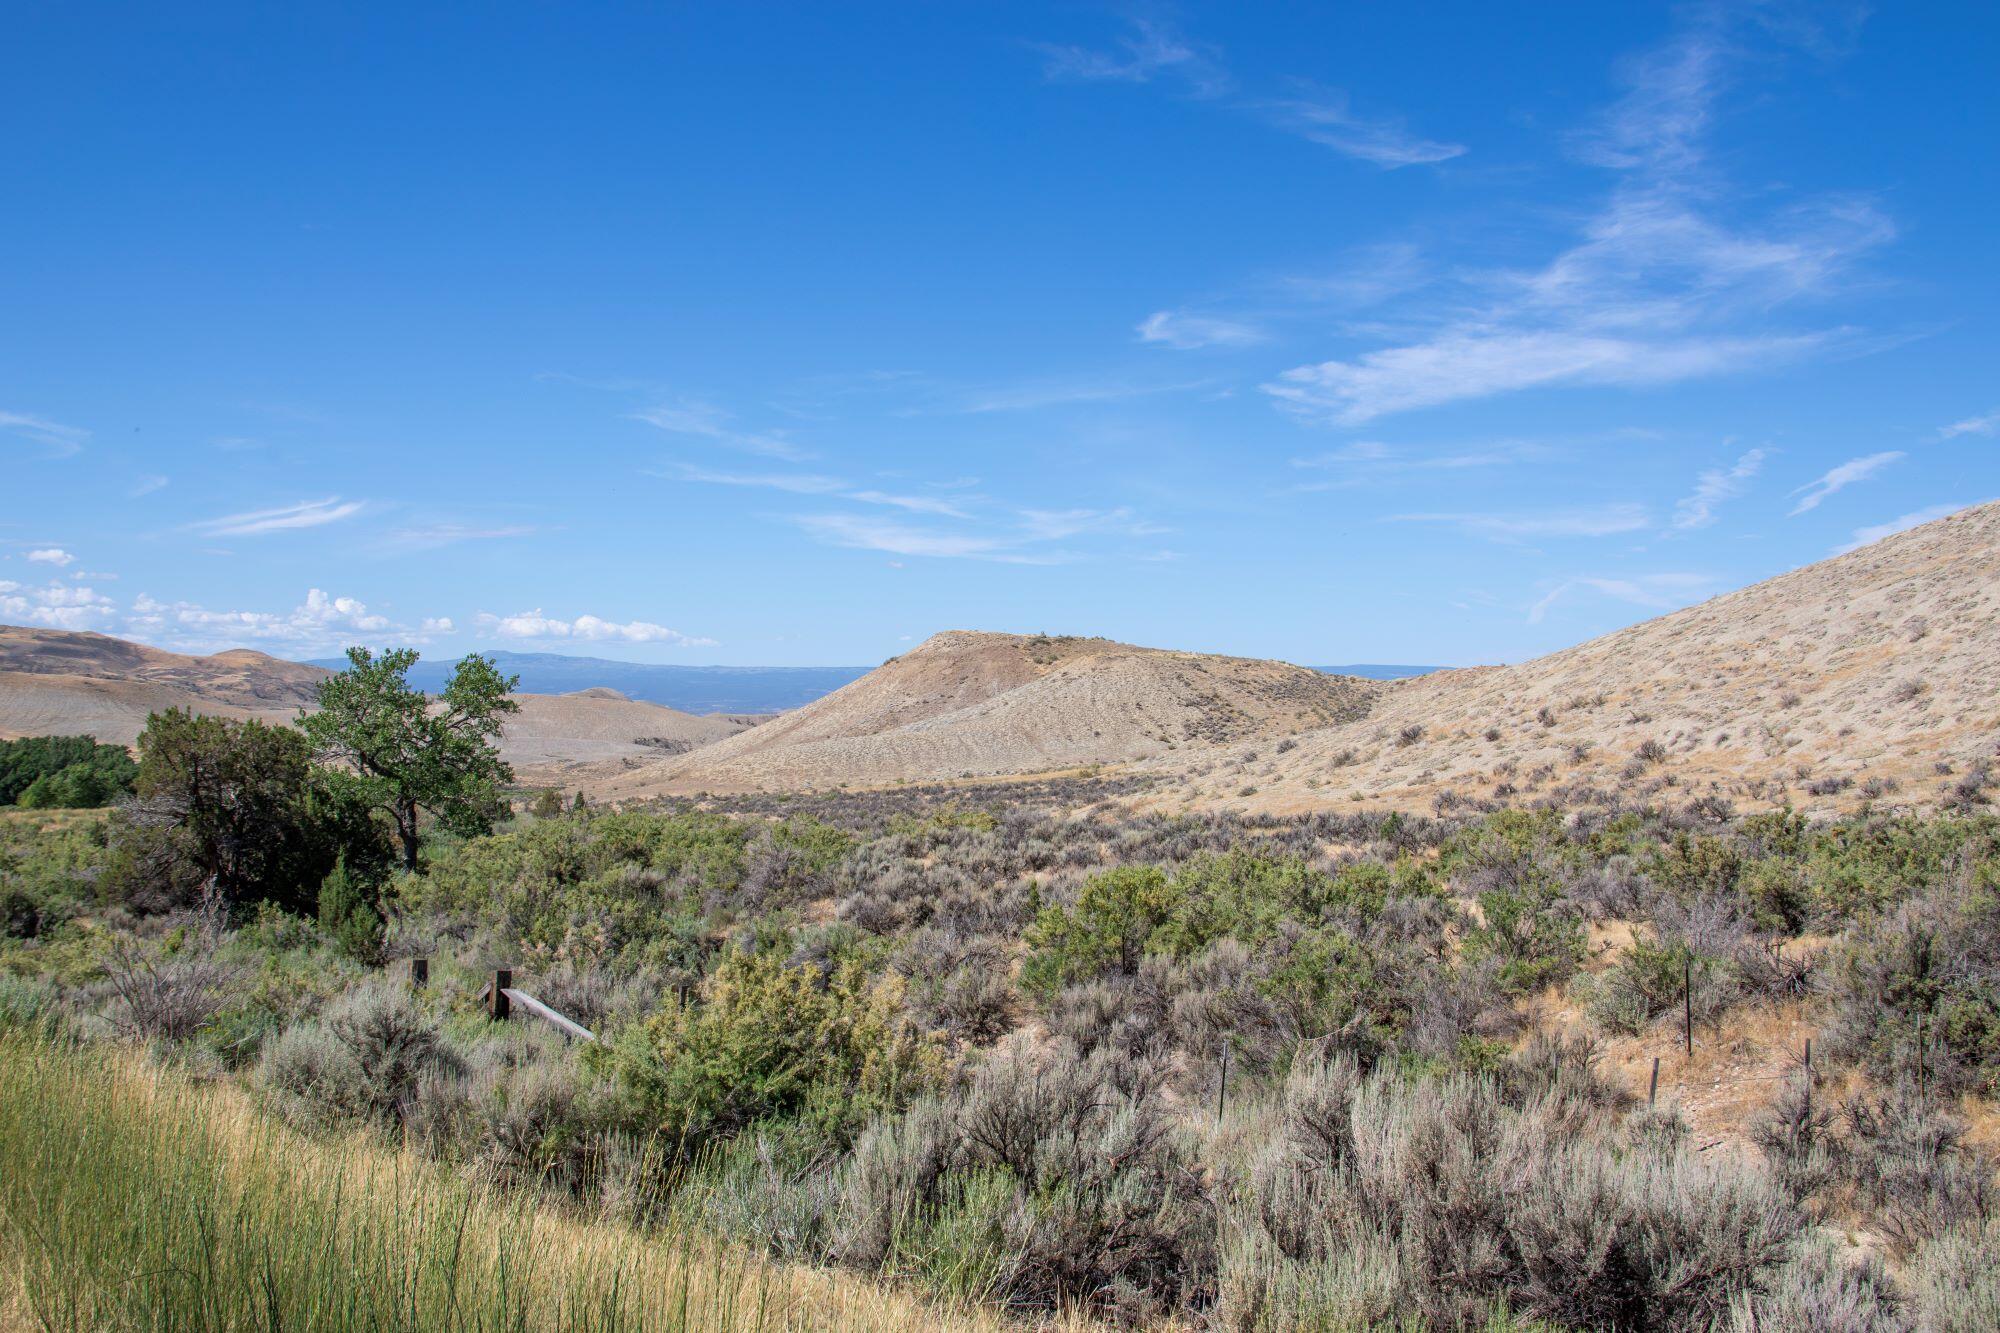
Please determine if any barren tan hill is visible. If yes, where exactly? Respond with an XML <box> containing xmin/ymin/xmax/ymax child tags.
<box><xmin>0</xmin><ymin>627</ymin><xmax>754</xmax><ymax>783</ymax></box>
<box><xmin>1152</xmin><ymin>499</ymin><xmax>2000</xmax><ymax>816</ymax></box>
<box><xmin>0</xmin><ymin>627</ymin><xmax>331</xmax><ymax>715</ymax></box>
<box><xmin>501</xmin><ymin>689</ymin><xmax>755</xmax><ymax>772</ymax></box>
<box><xmin>595</xmin><ymin>631</ymin><xmax>1379</xmax><ymax>797</ymax></box>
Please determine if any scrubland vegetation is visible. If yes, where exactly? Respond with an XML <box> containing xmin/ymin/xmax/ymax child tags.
<box><xmin>3</xmin><ymin>654</ymin><xmax>1999</xmax><ymax>1329</ymax></box>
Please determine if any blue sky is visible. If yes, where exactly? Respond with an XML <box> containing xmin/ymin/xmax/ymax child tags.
<box><xmin>3</xmin><ymin>2</ymin><xmax>1994</xmax><ymax>668</ymax></box>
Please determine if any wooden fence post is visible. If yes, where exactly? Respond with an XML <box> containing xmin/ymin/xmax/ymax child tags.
<box><xmin>1683</xmin><ymin>954</ymin><xmax>1694</xmax><ymax>1057</ymax></box>
<box><xmin>1648</xmin><ymin>1056</ymin><xmax>1660</xmax><ymax>1108</ymax></box>
<box><xmin>1216</xmin><ymin>1045</ymin><xmax>1231</xmax><ymax>1120</ymax></box>
<box><xmin>411</xmin><ymin>957</ymin><xmax>428</xmax><ymax>990</ymax></box>
<box><xmin>491</xmin><ymin>968</ymin><xmax>512</xmax><ymax>1022</ymax></box>
<box><xmin>1802</xmin><ymin>1038</ymin><xmax>1813</xmax><ymax>1126</ymax></box>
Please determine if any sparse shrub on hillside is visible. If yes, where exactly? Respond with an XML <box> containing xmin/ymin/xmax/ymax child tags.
<box><xmin>99</xmin><ymin>938</ymin><xmax>238</xmax><ymax>1043</ymax></box>
<box><xmin>1841</xmin><ymin>1087</ymin><xmax>1999</xmax><ymax>1251</ymax></box>
<box><xmin>1904</xmin><ymin>1223</ymin><xmax>2000</xmax><ymax>1332</ymax></box>
<box><xmin>1824</xmin><ymin>888</ymin><xmax>2000</xmax><ymax>1094</ymax></box>
<box><xmin>1728</xmin><ymin>1241</ymin><xmax>1908</xmax><ymax>1333</ymax></box>
<box><xmin>838</xmin><ymin>1037</ymin><xmax>1213</xmax><ymax>1319</ymax></box>
<box><xmin>1223</xmin><ymin>1058</ymin><xmax>1800</xmax><ymax>1331</ymax></box>
<box><xmin>259</xmin><ymin>980</ymin><xmax>458</xmax><ymax>1131</ymax></box>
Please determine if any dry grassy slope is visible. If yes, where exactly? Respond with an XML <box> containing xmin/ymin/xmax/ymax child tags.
<box><xmin>599</xmin><ymin>631</ymin><xmax>1378</xmax><ymax>796</ymax></box>
<box><xmin>0</xmin><ymin>627</ymin><xmax>330</xmax><ymax>712</ymax></box>
<box><xmin>1155</xmin><ymin>499</ymin><xmax>2000</xmax><ymax>815</ymax></box>
<box><xmin>0</xmin><ymin>627</ymin><xmax>752</xmax><ymax>781</ymax></box>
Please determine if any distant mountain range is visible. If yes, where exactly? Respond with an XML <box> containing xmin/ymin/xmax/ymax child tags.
<box><xmin>1314</xmin><ymin>664</ymin><xmax>1442</xmax><ymax>681</ymax></box>
<box><xmin>306</xmin><ymin>651</ymin><xmax>872</xmax><ymax>715</ymax></box>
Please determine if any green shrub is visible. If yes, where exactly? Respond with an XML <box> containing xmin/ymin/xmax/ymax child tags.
<box><xmin>594</xmin><ymin>946</ymin><xmax>943</xmax><ymax>1151</ymax></box>
<box><xmin>1020</xmin><ymin>865</ymin><xmax>1178</xmax><ymax>994</ymax></box>
<box><xmin>1464</xmin><ymin>881</ymin><xmax>1586</xmax><ymax>994</ymax></box>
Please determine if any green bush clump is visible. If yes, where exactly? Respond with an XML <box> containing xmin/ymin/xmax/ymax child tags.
<box><xmin>594</xmin><ymin>945</ymin><xmax>944</xmax><ymax>1152</ymax></box>
<box><xmin>0</xmin><ymin>735</ymin><xmax>137</xmax><ymax>808</ymax></box>
<box><xmin>1023</xmin><ymin>851</ymin><xmax>1440</xmax><ymax>998</ymax></box>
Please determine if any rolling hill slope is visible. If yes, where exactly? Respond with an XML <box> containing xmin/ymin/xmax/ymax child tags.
<box><xmin>0</xmin><ymin>628</ymin><xmax>754</xmax><ymax>782</ymax></box>
<box><xmin>596</xmin><ymin>631</ymin><xmax>1379</xmax><ymax>797</ymax></box>
<box><xmin>1150</xmin><ymin>500</ymin><xmax>2000</xmax><ymax>814</ymax></box>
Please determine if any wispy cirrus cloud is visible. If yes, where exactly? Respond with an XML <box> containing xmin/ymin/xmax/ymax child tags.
<box><xmin>475</xmin><ymin>609</ymin><xmax>716</xmax><ymax>646</ymax></box>
<box><xmin>1137</xmin><ymin>310</ymin><xmax>1267</xmax><ymax>350</ymax></box>
<box><xmin>1040</xmin><ymin>16</ymin><xmax>1457</xmax><ymax>170</ymax></box>
<box><xmin>1941</xmin><ymin>408</ymin><xmax>1999</xmax><ymax>439</ymax></box>
<box><xmin>1528</xmin><ymin>572</ymin><xmax>1718</xmax><ymax>623</ymax></box>
<box><xmin>951</xmin><ymin>375</ymin><xmax>1216</xmax><ymax>415</ymax></box>
<box><xmin>1264</xmin><ymin>21</ymin><xmax>1892</xmax><ymax>425</ymax></box>
<box><xmin>631</xmin><ymin>399</ymin><xmax>810</xmax><ymax>461</ymax></box>
<box><xmin>1788</xmin><ymin>450</ymin><xmax>1902</xmax><ymax>515</ymax></box>
<box><xmin>1</xmin><ymin>410</ymin><xmax>89</xmax><ymax>458</ymax></box>
<box><xmin>1037</xmin><ymin>17</ymin><xmax>1228</xmax><ymax>95</ymax></box>
<box><xmin>1672</xmin><ymin>447</ymin><xmax>1767</xmax><ymax>531</ymax></box>
<box><xmin>1258</xmin><ymin>91</ymin><xmax>1466</xmax><ymax>168</ymax></box>
<box><xmin>1269</xmin><ymin>330</ymin><xmax>1829</xmax><ymax>423</ymax></box>
<box><xmin>654</xmin><ymin>463</ymin><xmax>974</xmax><ymax>518</ymax></box>
<box><xmin>793</xmin><ymin>506</ymin><xmax>1158</xmax><ymax>565</ymax></box>
<box><xmin>1388</xmin><ymin>504</ymin><xmax>1651</xmax><ymax>543</ymax></box>
<box><xmin>1288</xmin><ymin>439</ymin><xmax>1551</xmax><ymax>491</ymax></box>
<box><xmin>382</xmin><ymin>522</ymin><xmax>538</xmax><ymax>553</ymax></box>
<box><xmin>193</xmin><ymin>497</ymin><xmax>365</xmax><ymax>537</ymax></box>
<box><xmin>129</xmin><ymin>474</ymin><xmax>169</xmax><ymax>498</ymax></box>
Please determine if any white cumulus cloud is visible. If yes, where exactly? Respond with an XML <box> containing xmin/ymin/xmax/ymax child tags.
<box><xmin>476</xmin><ymin>610</ymin><xmax>714</xmax><ymax>646</ymax></box>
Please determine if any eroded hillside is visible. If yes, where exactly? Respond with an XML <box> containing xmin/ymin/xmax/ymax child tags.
<box><xmin>599</xmin><ymin>631</ymin><xmax>1378</xmax><ymax>796</ymax></box>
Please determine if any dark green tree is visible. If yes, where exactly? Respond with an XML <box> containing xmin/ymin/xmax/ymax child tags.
<box><xmin>299</xmin><ymin>648</ymin><xmax>519</xmax><ymax>872</ymax></box>
<box><xmin>116</xmin><ymin>709</ymin><xmax>321</xmax><ymax>911</ymax></box>
<box><xmin>0</xmin><ymin>734</ymin><xmax>137</xmax><ymax>807</ymax></box>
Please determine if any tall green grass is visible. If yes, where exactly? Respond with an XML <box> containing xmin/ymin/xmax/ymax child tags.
<box><xmin>0</xmin><ymin>1032</ymin><xmax>1024</xmax><ymax>1332</ymax></box>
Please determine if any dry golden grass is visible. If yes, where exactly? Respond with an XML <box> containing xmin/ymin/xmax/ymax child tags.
<box><xmin>0</xmin><ymin>1031</ymin><xmax>1086</xmax><ymax>1333</ymax></box>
